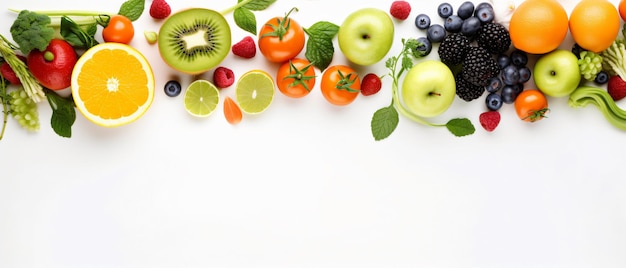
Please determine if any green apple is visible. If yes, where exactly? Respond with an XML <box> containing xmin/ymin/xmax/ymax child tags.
<box><xmin>533</xmin><ymin>49</ymin><xmax>581</xmax><ymax>97</ymax></box>
<box><xmin>338</xmin><ymin>8</ymin><xmax>394</xmax><ymax>66</ymax></box>
<box><xmin>401</xmin><ymin>60</ymin><xmax>456</xmax><ymax>118</ymax></box>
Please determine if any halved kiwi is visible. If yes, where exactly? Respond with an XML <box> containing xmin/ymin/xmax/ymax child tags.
<box><xmin>158</xmin><ymin>8</ymin><xmax>231</xmax><ymax>75</ymax></box>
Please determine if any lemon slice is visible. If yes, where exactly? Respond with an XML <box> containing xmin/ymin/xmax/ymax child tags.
<box><xmin>236</xmin><ymin>70</ymin><xmax>275</xmax><ymax>114</ymax></box>
<box><xmin>184</xmin><ymin>80</ymin><xmax>220</xmax><ymax>117</ymax></box>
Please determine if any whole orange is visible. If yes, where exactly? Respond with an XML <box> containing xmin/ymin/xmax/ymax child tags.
<box><xmin>509</xmin><ymin>0</ymin><xmax>569</xmax><ymax>54</ymax></box>
<box><xmin>620</xmin><ymin>0</ymin><xmax>626</xmax><ymax>21</ymax></box>
<box><xmin>570</xmin><ymin>0</ymin><xmax>621</xmax><ymax>53</ymax></box>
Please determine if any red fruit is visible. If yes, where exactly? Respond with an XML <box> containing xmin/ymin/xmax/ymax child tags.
<box><xmin>607</xmin><ymin>75</ymin><xmax>626</xmax><ymax>101</ymax></box>
<box><xmin>0</xmin><ymin>55</ymin><xmax>26</xmax><ymax>85</ymax></box>
<box><xmin>390</xmin><ymin>1</ymin><xmax>411</xmax><ymax>20</ymax></box>
<box><xmin>232</xmin><ymin>36</ymin><xmax>256</xmax><ymax>59</ymax></box>
<box><xmin>360</xmin><ymin>73</ymin><xmax>382</xmax><ymax>96</ymax></box>
<box><xmin>479</xmin><ymin>111</ymin><xmax>501</xmax><ymax>132</ymax></box>
<box><xmin>27</xmin><ymin>39</ymin><xmax>77</xmax><ymax>90</ymax></box>
<box><xmin>213</xmin><ymin>67</ymin><xmax>235</xmax><ymax>88</ymax></box>
<box><xmin>150</xmin><ymin>0</ymin><xmax>171</xmax><ymax>19</ymax></box>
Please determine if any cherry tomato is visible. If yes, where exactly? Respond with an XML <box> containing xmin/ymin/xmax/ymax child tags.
<box><xmin>258</xmin><ymin>8</ymin><xmax>305</xmax><ymax>63</ymax></box>
<box><xmin>320</xmin><ymin>65</ymin><xmax>361</xmax><ymax>106</ymax></box>
<box><xmin>276</xmin><ymin>58</ymin><xmax>316</xmax><ymax>98</ymax></box>
<box><xmin>514</xmin><ymin>89</ymin><xmax>549</xmax><ymax>122</ymax></box>
<box><xmin>102</xmin><ymin>15</ymin><xmax>135</xmax><ymax>44</ymax></box>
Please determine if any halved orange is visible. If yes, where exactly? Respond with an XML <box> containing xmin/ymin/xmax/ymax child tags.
<box><xmin>71</xmin><ymin>43</ymin><xmax>155</xmax><ymax>127</ymax></box>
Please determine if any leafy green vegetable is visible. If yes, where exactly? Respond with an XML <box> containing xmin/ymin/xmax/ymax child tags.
<box><xmin>304</xmin><ymin>21</ymin><xmax>339</xmax><ymax>71</ymax></box>
<box><xmin>60</xmin><ymin>16</ymin><xmax>99</xmax><ymax>49</ymax></box>
<box><xmin>240</xmin><ymin>0</ymin><xmax>277</xmax><ymax>11</ymax></box>
<box><xmin>234</xmin><ymin>7</ymin><xmax>257</xmax><ymax>35</ymax></box>
<box><xmin>0</xmin><ymin>35</ymin><xmax>45</xmax><ymax>103</ymax></box>
<box><xmin>445</xmin><ymin>118</ymin><xmax>475</xmax><ymax>137</ymax></box>
<box><xmin>9</xmin><ymin>10</ymin><xmax>54</xmax><ymax>55</ymax></box>
<box><xmin>371</xmin><ymin>103</ymin><xmax>399</xmax><ymax>141</ymax></box>
<box><xmin>45</xmin><ymin>90</ymin><xmax>76</xmax><ymax>138</ymax></box>
<box><xmin>117</xmin><ymin>0</ymin><xmax>144</xmax><ymax>21</ymax></box>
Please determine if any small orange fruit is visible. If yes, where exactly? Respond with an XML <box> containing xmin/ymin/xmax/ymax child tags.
<box><xmin>570</xmin><ymin>0</ymin><xmax>620</xmax><ymax>53</ymax></box>
<box><xmin>620</xmin><ymin>0</ymin><xmax>626</xmax><ymax>21</ymax></box>
<box><xmin>509</xmin><ymin>0</ymin><xmax>569</xmax><ymax>54</ymax></box>
<box><xmin>71</xmin><ymin>43</ymin><xmax>155</xmax><ymax>127</ymax></box>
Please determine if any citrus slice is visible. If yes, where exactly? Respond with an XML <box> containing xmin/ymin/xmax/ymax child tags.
<box><xmin>184</xmin><ymin>79</ymin><xmax>220</xmax><ymax>117</ymax></box>
<box><xmin>71</xmin><ymin>42</ymin><xmax>155</xmax><ymax>127</ymax></box>
<box><xmin>236</xmin><ymin>70</ymin><xmax>275</xmax><ymax>114</ymax></box>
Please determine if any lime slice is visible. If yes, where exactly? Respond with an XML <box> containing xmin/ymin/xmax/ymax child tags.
<box><xmin>184</xmin><ymin>80</ymin><xmax>220</xmax><ymax>117</ymax></box>
<box><xmin>236</xmin><ymin>70</ymin><xmax>275</xmax><ymax>114</ymax></box>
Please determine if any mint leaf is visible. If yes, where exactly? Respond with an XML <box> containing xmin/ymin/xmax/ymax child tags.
<box><xmin>46</xmin><ymin>91</ymin><xmax>75</xmax><ymax>138</ymax></box>
<box><xmin>371</xmin><ymin>104</ymin><xmax>399</xmax><ymax>141</ymax></box>
<box><xmin>118</xmin><ymin>0</ymin><xmax>144</xmax><ymax>21</ymax></box>
<box><xmin>241</xmin><ymin>0</ymin><xmax>277</xmax><ymax>11</ymax></box>
<box><xmin>446</xmin><ymin>118</ymin><xmax>475</xmax><ymax>137</ymax></box>
<box><xmin>234</xmin><ymin>8</ymin><xmax>257</xmax><ymax>35</ymax></box>
<box><xmin>304</xmin><ymin>21</ymin><xmax>339</xmax><ymax>71</ymax></box>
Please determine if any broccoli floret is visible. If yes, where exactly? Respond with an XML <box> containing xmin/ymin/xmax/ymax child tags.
<box><xmin>9</xmin><ymin>10</ymin><xmax>54</xmax><ymax>55</ymax></box>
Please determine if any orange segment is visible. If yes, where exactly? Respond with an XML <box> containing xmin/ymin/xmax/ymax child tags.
<box><xmin>71</xmin><ymin>43</ymin><xmax>155</xmax><ymax>127</ymax></box>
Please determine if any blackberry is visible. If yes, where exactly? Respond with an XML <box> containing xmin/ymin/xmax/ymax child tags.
<box><xmin>476</xmin><ymin>22</ymin><xmax>511</xmax><ymax>54</ymax></box>
<box><xmin>438</xmin><ymin>33</ymin><xmax>470</xmax><ymax>65</ymax></box>
<box><xmin>462</xmin><ymin>46</ymin><xmax>501</xmax><ymax>87</ymax></box>
<box><xmin>455</xmin><ymin>73</ymin><xmax>484</xmax><ymax>102</ymax></box>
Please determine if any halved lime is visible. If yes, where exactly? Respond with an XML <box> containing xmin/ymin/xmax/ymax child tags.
<box><xmin>236</xmin><ymin>70</ymin><xmax>275</xmax><ymax>114</ymax></box>
<box><xmin>184</xmin><ymin>79</ymin><xmax>220</xmax><ymax>117</ymax></box>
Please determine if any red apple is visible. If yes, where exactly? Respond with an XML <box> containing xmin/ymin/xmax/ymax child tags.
<box><xmin>27</xmin><ymin>39</ymin><xmax>77</xmax><ymax>90</ymax></box>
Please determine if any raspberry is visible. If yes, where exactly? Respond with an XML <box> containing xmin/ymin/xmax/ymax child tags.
<box><xmin>390</xmin><ymin>1</ymin><xmax>411</xmax><ymax>20</ymax></box>
<box><xmin>607</xmin><ymin>75</ymin><xmax>626</xmax><ymax>101</ymax></box>
<box><xmin>232</xmin><ymin>36</ymin><xmax>256</xmax><ymax>59</ymax></box>
<box><xmin>149</xmin><ymin>0</ymin><xmax>171</xmax><ymax>20</ymax></box>
<box><xmin>213</xmin><ymin>67</ymin><xmax>235</xmax><ymax>89</ymax></box>
<box><xmin>360</xmin><ymin>73</ymin><xmax>382</xmax><ymax>96</ymax></box>
<box><xmin>479</xmin><ymin>110</ymin><xmax>500</xmax><ymax>132</ymax></box>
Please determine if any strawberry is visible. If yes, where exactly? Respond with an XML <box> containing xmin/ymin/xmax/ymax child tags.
<box><xmin>479</xmin><ymin>111</ymin><xmax>501</xmax><ymax>132</ymax></box>
<box><xmin>607</xmin><ymin>75</ymin><xmax>626</xmax><ymax>101</ymax></box>
<box><xmin>0</xmin><ymin>55</ymin><xmax>26</xmax><ymax>85</ymax></box>
<box><xmin>213</xmin><ymin>67</ymin><xmax>235</xmax><ymax>89</ymax></box>
<box><xmin>390</xmin><ymin>1</ymin><xmax>411</xmax><ymax>20</ymax></box>
<box><xmin>232</xmin><ymin>36</ymin><xmax>256</xmax><ymax>59</ymax></box>
<box><xmin>149</xmin><ymin>0</ymin><xmax>171</xmax><ymax>20</ymax></box>
<box><xmin>360</xmin><ymin>73</ymin><xmax>382</xmax><ymax>96</ymax></box>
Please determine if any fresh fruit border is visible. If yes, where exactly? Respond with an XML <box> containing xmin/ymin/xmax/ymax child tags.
<box><xmin>2</xmin><ymin>0</ymin><xmax>626</xmax><ymax>141</ymax></box>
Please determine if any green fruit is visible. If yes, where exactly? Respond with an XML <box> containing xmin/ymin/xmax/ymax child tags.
<box><xmin>338</xmin><ymin>8</ymin><xmax>394</xmax><ymax>66</ymax></box>
<box><xmin>184</xmin><ymin>79</ymin><xmax>220</xmax><ymax>117</ymax></box>
<box><xmin>158</xmin><ymin>8</ymin><xmax>231</xmax><ymax>74</ymax></box>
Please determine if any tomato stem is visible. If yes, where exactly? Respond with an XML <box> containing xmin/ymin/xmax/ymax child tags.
<box><xmin>260</xmin><ymin>7</ymin><xmax>298</xmax><ymax>41</ymax></box>
<box><xmin>284</xmin><ymin>60</ymin><xmax>315</xmax><ymax>92</ymax></box>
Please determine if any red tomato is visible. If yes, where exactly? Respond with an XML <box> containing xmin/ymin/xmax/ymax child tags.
<box><xmin>276</xmin><ymin>58</ymin><xmax>316</xmax><ymax>98</ymax></box>
<box><xmin>258</xmin><ymin>8</ymin><xmax>305</xmax><ymax>63</ymax></box>
<box><xmin>320</xmin><ymin>65</ymin><xmax>361</xmax><ymax>106</ymax></box>
<box><xmin>514</xmin><ymin>89</ymin><xmax>549</xmax><ymax>122</ymax></box>
<box><xmin>102</xmin><ymin>15</ymin><xmax>135</xmax><ymax>44</ymax></box>
<box><xmin>26</xmin><ymin>39</ymin><xmax>77</xmax><ymax>90</ymax></box>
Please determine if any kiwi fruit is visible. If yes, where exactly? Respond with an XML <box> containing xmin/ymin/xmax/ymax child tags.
<box><xmin>158</xmin><ymin>8</ymin><xmax>231</xmax><ymax>75</ymax></box>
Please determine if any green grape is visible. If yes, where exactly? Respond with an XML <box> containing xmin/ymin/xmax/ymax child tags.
<box><xmin>578</xmin><ymin>51</ymin><xmax>603</xmax><ymax>81</ymax></box>
<box><xmin>8</xmin><ymin>87</ymin><xmax>39</xmax><ymax>131</ymax></box>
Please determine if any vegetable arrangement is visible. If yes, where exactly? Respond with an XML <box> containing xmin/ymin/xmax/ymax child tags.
<box><xmin>2</xmin><ymin>0</ymin><xmax>626</xmax><ymax>142</ymax></box>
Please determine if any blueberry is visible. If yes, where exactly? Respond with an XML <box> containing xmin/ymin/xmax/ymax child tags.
<box><xmin>497</xmin><ymin>54</ymin><xmax>511</xmax><ymax>69</ymax></box>
<box><xmin>438</xmin><ymin>3</ymin><xmax>454</xmax><ymax>18</ymax></box>
<box><xmin>572</xmin><ymin>43</ymin><xmax>584</xmax><ymax>58</ymax></box>
<box><xmin>475</xmin><ymin>2</ymin><xmax>493</xmax><ymax>11</ymax></box>
<box><xmin>444</xmin><ymin>15</ymin><xmax>463</xmax><ymax>33</ymax></box>
<box><xmin>518</xmin><ymin>66</ymin><xmax>531</xmax><ymax>83</ymax></box>
<box><xmin>474</xmin><ymin>7</ymin><xmax>495</xmax><ymax>24</ymax></box>
<box><xmin>486</xmin><ymin>76</ymin><xmax>503</xmax><ymax>93</ymax></box>
<box><xmin>595</xmin><ymin>71</ymin><xmax>609</xmax><ymax>84</ymax></box>
<box><xmin>501</xmin><ymin>85</ymin><xmax>520</xmax><ymax>104</ymax></box>
<box><xmin>427</xmin><ymin>24</ymin><xmax>446</xmax><ymax>43</ymax></box>
<box><xmin>457</xmin><ymin>1</ymin><xmax>475</xmax><ymax>20</ymax></box>
<box><xmin>461</xmin><ymin>16</ymin><xmax>481</xmax><ymax>37</ymax></box>
<box><xmin>415</xmin><ymin>37</ymin><xmax>432</xmax><ymax>56</ymax></box>
<box><xmin>501</xmin><ymin>65</ymin><xmax>520</xmax><ymax>85</ymax></box>
<box><xmin>510</xmin><ymin>50</ymin><xmax>528</xmax><ymax>67</ymax></box>
<box><xmin>415</xmin><ymin>14</ymin><xmax>431</xmax><ymax>30</ymax></box>
<box><xmin>485</xmin><ymin>92</ymin><xmax>503</xmax><ymax>111</ymax></box>
<box><xmin>164</xmin><ymin>80</ymin><xmax>182</xmax><ymax>97</ymax></box>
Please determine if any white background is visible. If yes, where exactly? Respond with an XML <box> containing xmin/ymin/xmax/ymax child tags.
<box><xmin>2</xmin><ymin>0</ymin><xmax>626</xmax><ymax>267</ymax></box>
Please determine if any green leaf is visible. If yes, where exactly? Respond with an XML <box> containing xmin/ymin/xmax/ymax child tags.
<box><xmin>46</xmin><ymin>91</ymin><xmax>76</xmax><ymax>138</ymax></box>
<box><xmin>60</xmin><ymin>16</ymin><xmax>99</xmax><ymax>48</ymax></box>
<box><xmin>446</xmin><ymin>118</ymin><xmax>475</xmax><ymax>137</ymax></box>
<box><xmin>371</xmin><ymin>104</ymin><xmax>399</xmax><ymax>141</ymax></box>
<box><xmin>304</xmin><ymin>21</ymin><xmax>339</xmax><ymax>71</ymax></box>
<box><xmin>118</xmin><ymin>0</ymin><xmax>144</xmax><ymax>21</ymax></box>
<box><xmin>234</xmin><ymin>8</ymin><xmax>257</xmax><ymax>35</ymax></box>
<box><xmin>240</xmin><ymin>0</ymin><xmax>277</xmax><ymax>11</ymax></box>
